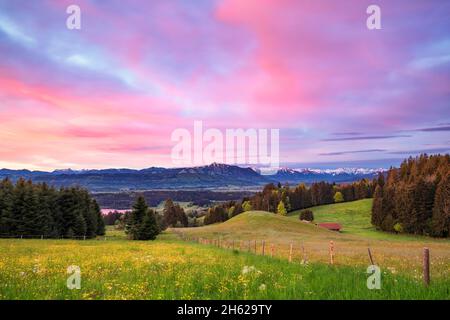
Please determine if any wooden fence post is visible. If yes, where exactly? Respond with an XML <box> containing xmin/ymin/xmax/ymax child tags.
<box><xmin>329</xmin><ymin>241</ymin><xmax>334</xmax><ymax>265</ymax></box>
<box><xmin>262</xmin><ymin>240</ymin><xmax>265</xmax><ymax>256</ymax></box>
<box><xmin>423</xmin><ymin>247</ymin><xmax>430</xmax><ymax>286</ymax></box>
<box><xmin>247</xmin><ymin>240</ymin><xmax>251</xmax><ymax>252</ymax></box>
<box><xmin>270</xmin><ymin>244</ymin><xmax>274</xmax><ymax>258</ymax></box>
<box><xmin>367</xmin><ymin>247</ymin><xmax>375</xmax><ymax>265</ymax></box>
<box><xmin>289</xmin><ymin>243</ymin><xmax>293</xmax><ymax>262</ymax></box>
<box><xmin>254</xmin><ymin>240</ymin><xmax>257</xmax><ymax>254</ymax></box>
<box><xmin>302</xmin><ymin>243</ymin><xmax>307</xmax><ymax>264</ymax></box>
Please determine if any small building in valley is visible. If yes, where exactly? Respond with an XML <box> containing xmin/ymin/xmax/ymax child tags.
<box><xmin>318</xmin><ymin>223</ymin><xmax>342</xmax><ymax>232</ymax></box>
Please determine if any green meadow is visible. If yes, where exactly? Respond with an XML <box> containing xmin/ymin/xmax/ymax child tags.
<box><xmin>1</xmin><ymin>200</ymin><xmax>449</xmax><ymax>300</ymax></box>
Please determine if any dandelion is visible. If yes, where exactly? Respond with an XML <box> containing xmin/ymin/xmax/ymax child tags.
<box><xmin>242</xmin><ymin>266</ymin><xmax>256</xmax><ymax>274</ymax></box>
<box><xmin>387</xmin><ymin>267</ymin><xmax>397</xmax><ymax>274</ymax></box>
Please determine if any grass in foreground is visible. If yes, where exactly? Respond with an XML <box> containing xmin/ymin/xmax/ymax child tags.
<box><xmin>0</xmin><ymin>236</ymin><xmax>448</xmax><ymax>300</ymax></box>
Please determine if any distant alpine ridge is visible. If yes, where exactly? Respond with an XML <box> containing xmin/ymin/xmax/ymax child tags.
<box><xmin>0</xmin><ymin>163</ymin><xmax>385</xmax><ymax>192</ymax></box>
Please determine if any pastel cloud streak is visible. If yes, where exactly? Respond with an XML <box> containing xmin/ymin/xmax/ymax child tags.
<box><xmin>0</xmin><ymin>0</ymin><xmax>449</xmax><ymax>170</ymax></box>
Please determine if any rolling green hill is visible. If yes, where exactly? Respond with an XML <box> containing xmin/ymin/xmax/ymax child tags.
<box><xmin>289</xmin><ymin>199</ymin><xmax>376</xmax><ymax>238</ymax></box>
<box><xmin>288</xmin><ymin>199</ymin><xmax>450</xmax><ymax>242</ymax></box>
<box><xmin>186</xmin><ymin>210</ymin><xmax>342</xmax><ymax>241</ymax></box>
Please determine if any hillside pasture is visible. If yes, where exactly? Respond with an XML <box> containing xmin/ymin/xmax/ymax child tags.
<box><xmin>178</xmin><ymin>202</ymin><xmax>450</xmax><ymax>278</ymax></box>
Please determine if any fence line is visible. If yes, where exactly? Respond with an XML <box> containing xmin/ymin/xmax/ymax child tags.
<box><xmin>0</xmin><ymin>234</ymin><xmax>108</xmax><ymax>240</ymax></box>
<box><xmin>174</xmin><ymin>231</ymin><xmax>432</xmax><ymax>287</ymax></box>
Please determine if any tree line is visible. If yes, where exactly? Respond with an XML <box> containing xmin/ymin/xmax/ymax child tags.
<box><xmin>372</xmin><ymin>154</ymin><xmax>449</xmax><ymax>237</ymax></box>
<box><xmin>0</xmin><ymin>178</ymin><xmax>105</xmax><ymax>238</ymax></box>
<box><xmin>203</xmin><ymin>179</ymin><xmax>376</xmax><ymax>224</ymax></box>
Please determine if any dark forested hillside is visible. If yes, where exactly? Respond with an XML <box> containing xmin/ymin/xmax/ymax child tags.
<box><xmin>371</xmin><ymin>154</ymin><xmax>449</xmax><ymax>237</ymax></box>
<box><xmin>93</xmin><ymin>189</ymin><xmax>255</xmax><ymax>209</ymax></box>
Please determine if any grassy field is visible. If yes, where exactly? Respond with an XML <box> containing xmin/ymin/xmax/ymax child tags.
<box><xmin>288</xmin><ymin>199</ymin><xmax>441</xmax><ymax>241</ymax></box>
<box><xmin>0</xmin><ymin>235</ymin><xmax>449</xmax><ymax>299</ymax></box>
<box><xmin>178</xmin><ymin>201</ymin><xmax>450</xmax><ymax>278</ymax></box>
<box><xmin>1</xmin><ymin>199</ymin><xmax>449</xmax><ymax>300</ymax></box>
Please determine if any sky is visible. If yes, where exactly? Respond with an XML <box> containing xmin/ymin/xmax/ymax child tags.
<box><xmin>0</xmin><ymin>0</ymin><xmax>449</xmax><ymax>170</ymax></box>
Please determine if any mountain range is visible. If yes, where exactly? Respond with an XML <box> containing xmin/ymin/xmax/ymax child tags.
<box><xmin>0</xmin><ymin>163</ymin><xmax>385</xmax><ymax>192</ymax></box>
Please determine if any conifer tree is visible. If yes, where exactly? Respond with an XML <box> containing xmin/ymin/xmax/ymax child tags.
<box><xmin>138</xmin><ymin>209</ymin><xmax>159</xmax><ymax>240</ymax></box>
<box><xmin>34</xmin><ymin>183</ymin><xmax>56</xmax><ymax>236</ymax></box>
<box><xmin>371</xmin><ymin>185</ymin><xmax>383</xmax><ymax>228</ymax></box>
<box><xmin>431</xmin><ymin>173</ymin><xmax>450</xmax><ymax>237</ymax></box>
<box><xmin>0</xmin><ymin>178</ymin><xmax>14</xmax><ymax>234</ymax></box>
<box><xmin>11</xmin><ymin>178</ymin><xmax>28</xmax><ymax>235</ymax></box>
<box><xmin>126</xmin><ymin>195</ymin><xmax>148</xmax><ymax>240</ymax></box>
<box><xmin>92</xmin><ymin>200</ymin><xmax>105</xmax><ymax>236</ymax></box>
<box><xmin>411</xmin><ymin>178</ymin><xmax>435</xmax><ymax>234</ymax></box>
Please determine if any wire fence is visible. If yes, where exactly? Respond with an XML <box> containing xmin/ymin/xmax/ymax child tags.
<box><xmin>0</xmin><ymin>234</ymin><xmax>108</xmax><ymax>240</ymax></box>
<box><xmin>174</xmin><ymin>231</ymin><xmax>433</xmax><ymax>286</ymax></box>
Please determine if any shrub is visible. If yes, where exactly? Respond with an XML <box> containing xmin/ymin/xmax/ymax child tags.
<box><xmin>277</xmin><ymin>201</ymin><xmax>287</xmax><ymax>216</ymax></box>
<box><xmin>393</xmin><ymin>223</ymin><xmax>403</xmax><ymax>233</ymax></box>
<box><xmin>242</xmin><ymin>201</ymin><xmax>252</xmax><ymax>212</ymax></box>
<box><xmin>299</xmin><ymin>209</ymin><xmax>314</xmax><ymax>221</ymax></box>
<box><xmin>334</xmin><ymin>191</ymin><xmax>344</xmax><ymax>203</ymax></box>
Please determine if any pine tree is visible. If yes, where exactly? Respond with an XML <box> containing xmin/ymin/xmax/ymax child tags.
<box><xmin>92</xmin><ymin>200</ymin><xmax>105</xmax><ymax>236</ymax></box>
<box><xmin>0</xmin><ymin>178</ymin><xmax>14</xmax><ymax>235</ymax></box>
<box><xmin>11</xmin><ymin>178</ymin><xmax>29</xmax><ymax>235</ymax></box>
<box><xmin>126</xmin><ymin>195</ymin><xmax>148</xmax><ymax>240</ymax></box>
<box><xmin>138</xmin><ymin>210</ymin><xmax>160</xmax><ymax>240</ymax></box>
<box><xmin>21</xmin><ymin>180</ymin><xmax>41</xmax><ymax>235</ymax></box>
<box><xmin>411</xmin><ymin>178</ymin><xmax>435</xmax><ymax>234</ymax></box>
<box><xmin>371</xmin><ymin>185</ymin><xmax>383</xmax><ymax>228</ymax></box>
<box><xmin>380</xmin><ymin>185</ymin><xmax>396</xmax><ymax>231</ymax></box>
<box><xmin>34</xmin><ymin>183</ymin><xmax>56</xmax><ymax>236</ymax></box>
<box><xmin>431</xmin><ymin>173</ymin><xmax>450</xmax><ymax>237</ymax></box>
<box><xmin>394</xmin><ymin>182</ymin><xmax>413</xmax><ymax>233</ymax></box>
<box><xmin>81</xmin><ymin>189</ymin><xmax>97</xmax><ymax>238</ymax></box>
<box><xmin>72</xmin><ymin>211</ymin><xmax>87</xmax><ymax>237</ymax></box>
